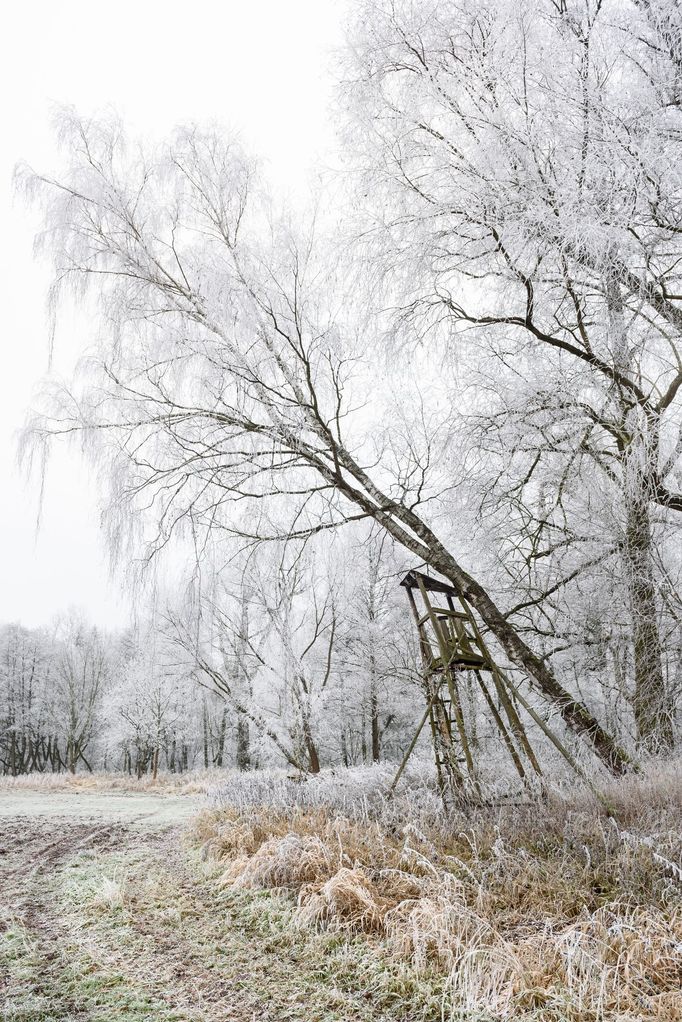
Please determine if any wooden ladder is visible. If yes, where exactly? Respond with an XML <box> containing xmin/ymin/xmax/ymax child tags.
<box><xmin>396</xmin><ymin>570</ymin><xmax>543</xmax><ymax>803</ymax></box>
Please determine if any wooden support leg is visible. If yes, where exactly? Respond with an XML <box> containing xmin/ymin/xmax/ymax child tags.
<box><xmin>388</xmin><ymin>696</ymin><xmax>435</xmax><ymax>795</ymax></box>
<box><xmin>474</xmin><ymin>669</ymin><xmax>530</xmax><ymax>786</ymax></box>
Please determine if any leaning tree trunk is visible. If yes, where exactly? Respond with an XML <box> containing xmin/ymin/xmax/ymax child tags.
<box><xmin>321</xmin><ymin>432</ymin><xmax>634</xmax><ymax>774</ymax></box>
<box><xmin>432</xmin><ymin>545</ymin><xmax>633</xmax><ymax>773</ymax></box>
<box><xmin>336</xmin><ymin>470</ymin><xmax>634</xmax><ymax>774</ymax></box>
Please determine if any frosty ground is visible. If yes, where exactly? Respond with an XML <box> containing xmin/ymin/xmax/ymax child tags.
<box><xmin>0</xmin><ymin>783</ymin><xmax>424</xmax><ymax>1022</ymax></box>
<box><xmin>1</xmin><ymin>766</ymin><xmax>680</xmax><ymax>1022</ymax></box>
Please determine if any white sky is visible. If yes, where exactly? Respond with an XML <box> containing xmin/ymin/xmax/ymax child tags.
<box><xmin>0</xmin><ymin>0</ymin><xmax>346</xmax><ymax>629</ymax></box>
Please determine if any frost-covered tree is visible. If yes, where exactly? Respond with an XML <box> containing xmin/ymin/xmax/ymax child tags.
<box><xmin>20</xmin><ymin>83</ymin><xmax>656</xmax><ymax>770</ymax></box>
<box><xmin>0</xmin><ymin>624</ymin><xmax>54</xmax><ymax>774</ymax></box>
<box><xmin>167</xmin><ymin>548</ymin><xmax>336</xmax><ymax>773</ymax></box>
<box><xmin>103</xmin><ymin>642</ymin><xmax>195</xmax><ymax>778</ymax></box>
<box><xmin>336</xmin><ymin>529</ymin><xmax>422</xmax><ymax>764</ymax></box>
<box><xmin>340</xmin><ymin>0</ymin><xmax>682</xmax><ymax>751</ymax></box>
<box><xmin>51</xmin><ymin>613</ymin><xmax>111</xmax><ymax>772</ymax></box>
<box><xmin>166</xmin><ymin>534</ymin><xmax>422</xmax><ymax>772</ymax></box>
<box><xmin>0</xmin><ymin>616</ymin><xmax>122</xmax><ymax>774</ymax></box>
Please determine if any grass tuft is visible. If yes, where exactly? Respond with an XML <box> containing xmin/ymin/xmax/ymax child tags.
<box><xmin>190</xmin><ymin>758</ymin><xmax>682</xmax><ymax>1021</ymax></box>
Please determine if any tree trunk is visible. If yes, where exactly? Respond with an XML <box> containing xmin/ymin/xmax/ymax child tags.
<box><xmin>367</xmin><ymin>557</ymin><xmax>381</xmax><ymax>762</ymax></box>
<box><xmin>303</xmin><ymin>717</ymin><xmax>321</xmax><ymax>774</ymax></box>
<box><xmin>624</xmin><ymin>476</ymin><xmax>673</xmax><ymax>751</ymax></box>
<box><xmin>360</xmin><ymin>708</ymin><xmax>368</xmax><ymax>764</ymax></box>
<box><xmin>370</xmin><ymin>671</ymin><xmax>380</xmax><ymax>763</ymax></box>
<box><xmin>341</xmin><ymin>728</ymin><xmax>350</xmax><ymax>767</ymax></box>
<box><xmin>214</xmin><ymin>708</ymin><xmax>228</xmax><ymax>767</ymax></box>
<box><xmin>236</xmin><ymin>714</ymin><xmax>251</xmax><ymax>770</ymax></box>
<box><xmin>609</xmin><ymin>272</ymin><xmax>673</xmax><ymax>754</ymax></box>
<box><xmin>202</xmin><ymin>701</ymin><xmax>210</xmax><ymax>769</ymax></box>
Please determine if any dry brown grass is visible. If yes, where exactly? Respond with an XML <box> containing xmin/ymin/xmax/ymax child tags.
<box><xmin>190</xmin><ymin>760</ymin><xmax>682</xmax><ymax>1021</ymax></box>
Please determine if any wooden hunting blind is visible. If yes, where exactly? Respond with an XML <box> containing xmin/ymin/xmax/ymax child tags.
<box><xmin>391</xmin><ymin>570</ymin><xmax>548</xmax><ymax>802</ymax></box>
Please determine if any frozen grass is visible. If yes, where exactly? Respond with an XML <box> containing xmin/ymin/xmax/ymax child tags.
<box><xmin>206</xmin><ymin>757</ymin><xmax>596</xmax><ymax>831</ymax></box>
<box><xmin>0</xmin><ymin>768</ymin><xmax>220</xmax><ymax>794</ymax></box>
<box><xmin>0</xmin><ymin>816</ymin><xmax>443</xmax><ymax>1021</ymax></box>
<box><xmin>89</xmin><ymin>873</ymin><xmax>128</xmax><ymax>912</ymax></box>
<box><xmin>192</xmin><ymin>758</ymin><xmax>682</xmax><ymax>1021</ymax></box>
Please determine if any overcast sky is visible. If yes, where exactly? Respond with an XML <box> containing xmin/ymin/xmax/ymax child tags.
<box><xmin>0</xmin><ymin>0</ymin><xmax>345</xmax><ymax>629</ymax></box>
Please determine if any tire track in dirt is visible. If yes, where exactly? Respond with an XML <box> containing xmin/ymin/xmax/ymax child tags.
<box><xmin>0</xmin><ymin>802</ymin><xmax>404</xmax><ymax>1022</ymax></box>
<box><xmin>0</xmin><ymin>817</ymin><xmax>140</xmax><ymax>1020</ymax></box>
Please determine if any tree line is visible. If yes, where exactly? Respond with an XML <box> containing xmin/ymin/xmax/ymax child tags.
<box><xmin>0</xmin><ymin>540</ymin><xmax>422</xmax><ymax>777</ymax></box>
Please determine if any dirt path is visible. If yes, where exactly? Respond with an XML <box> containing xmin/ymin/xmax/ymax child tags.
<box><xmin>0</xmin><ymin>793</ymin><xmax>424</xmax><ymax>1022</ymax></box>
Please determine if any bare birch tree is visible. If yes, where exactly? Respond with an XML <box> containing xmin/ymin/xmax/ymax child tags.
<box><xmin>341</xmin><ymin>0</ymin><xmax>682</xmax><ymax>750</ymax></box>
<box><xmin>20</xmin><ymin>110</ymin><xmax>633</xmax><ymax>771</ymax></box>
